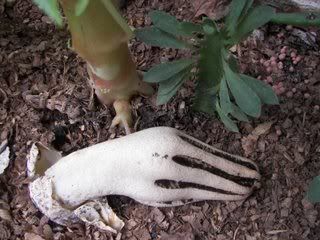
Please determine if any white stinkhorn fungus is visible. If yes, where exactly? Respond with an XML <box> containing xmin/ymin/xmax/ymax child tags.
<box><xmin>0</xmin><ymin>140</ymin><xmax>10</xmax><ymax>175</ymax></box>
<box><xmin>28</xmin><ymin>127</ymin><xmax>261</xmax><ymax>233</ymax></box>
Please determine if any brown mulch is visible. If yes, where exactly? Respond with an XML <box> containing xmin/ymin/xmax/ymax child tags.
<box><xmin>0</xmin><ymin>0</ymin><xmax>320</xmax><ymax>239</ymax></box>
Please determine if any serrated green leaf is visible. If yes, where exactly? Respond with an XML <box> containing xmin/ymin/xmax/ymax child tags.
<box><xmin>219</xmin><ymin>77</ymin><xmax>232</xmax><ymax>114</ymax></box>
<box><xmin>149</xmin><ymin>10</ymin><xmax>181</xmax><ymax>36</ymax></box>
<box><xmin>157</xmin><ymin>70</ymin><xmax>190</xmax><ymax>105</ymax></box>
<box><xmin>307</xmin><ymin>176</ymin><xmax>320</xmax><ymax>203</ymax></box>
<box><xmin>225</xmin><ymin>0</ymin><xmax>249</xmax><ymax>35</ymax></box>
<box><xmin>32</xmin><ymin>0</ymin><xmax>63</xmax><ymax>26</ymax></box>
<box><xmin>216</xmin><ymin>101</ymin><xmax>239</xmax><ymax>132</ymax></box>
<box><xmin>75</xmin><ymin>0</ymin><xmax>89</xmax><ymax>16</ymax></box>
<box><xmin>224</xmin><ymin>62</ymin><xmax>261</xmax><ymax>117</ymax></box>
<box><xmin>240</xmin><ymin>74</ymin><xmax>279</xmax><ymax>105</ymax></box>
<box><xmin>135</xmin><ymin>27</ymin><xmax>189</xmax><ymax>49</ymax></box>
<box><xmin>179</xmin><ymin>22</ymin><xmax>203</xmax><ymax>36</ymax></box>
<box><xmin>230</xmin><ymin>103</ymin><xmax>249</xmax><ymax>122</ymax></box>
<box><xmin>230</xmin><ymin>5</ymin><xmax>275</xmax><ymax>44</ymax></box>
<box><xmin>144</xmin><ymin>59</ymin><xmax>195</xmax><ymax>83</ymax></box>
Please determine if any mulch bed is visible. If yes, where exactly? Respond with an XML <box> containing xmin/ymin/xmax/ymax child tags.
<box><xmin>0</xmin><ymin>0</ymin><xmax>319</xmax><ymax>239</ymax></box>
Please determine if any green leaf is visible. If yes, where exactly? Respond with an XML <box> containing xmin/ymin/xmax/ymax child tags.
<box><xmin>219</xmin><ymin>77</ymin><xmax>232</xmax><ymax>114</ymax></box>
<box><xmin>157</xmin><ymin>71</ymin><xmax>190</xmax><ymax>105</ymax></box>
<box><xmin>149</xmin><ymin>10</ymin><xmax>181</xmax><ymax>36</ymax></box>
<box><xmin>240</xmin><ymin>74</ymin><xmax>279</xmax><ymax>105</ymax></box>
<box><xmin>202</xmin><ymin>18</ymin><xmax>219</xmax><ymax>34</ymax></box>
<box><xmin>237</xmin><ymin>0</ymin><xmax>254</xmax><ymax>24</ymax></box>
<box><xmin>230</xmin><ymin>5</ymin><xmax>275</xmax><ymax>44</ymax></box>
<box><xmin>307</xmin><ymin>176</ymin><xmax>320</xmax><ymax>203</ymax></box>
<box><xmin>225</xmin><ymin>0</ymin><xmax>249</xmax><ymax>35</ymax></box>
<box><xmin>179</xmin><ymin>22</ymin><xmax>203</xmax><ymax>36</ymax></box>
<box><xmin>271</xmin><ymin>12</ymin><xmax>320</xmax><ymax>27</ymax></box>
<box><xmin>135</xmin><ymin>27</ymin><xmax>189</xmax><ymax>49</ymax></box>
<box><xmin>230</xmin><ymin>103</ymin><xmax>249</xmax><ymax>122</ymax></box>
<box><xmin>228</xmin><ymin>54</ymin><xmax>239</xmax><ymax>72</ymax></box>
<box><xmin>32</xmin><ymin>0</ymin><xmax>63</xmax><ymax>26</ymax></box>
<box><xmin>216</xmin><ymin>101</ymin><xmax>239</xmax><ymax>132</ymax></box>
<box><xmin>224</xmin><ymin>62</ymin><xmax>261</xmax><ymax>117</ymax></box>
<box><xmin>144</xmin><ymin>59</ymin><xmax>195</xmax><ymax>83</ymax></box>
<box><xmin>75</xmin><ymin>0</ymin><xmax>89</xmax><ymax>16</ymax></box>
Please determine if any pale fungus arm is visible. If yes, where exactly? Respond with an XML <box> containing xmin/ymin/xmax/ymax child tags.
<box><xmin>28</xmin><ymin>127</ymin><xmax>260</xmax><ymax>233</ymax></box>
<box><xmin>0</xmin><ymin>140</ymin><xmax>10</xmax><ymax>175</ymax></box>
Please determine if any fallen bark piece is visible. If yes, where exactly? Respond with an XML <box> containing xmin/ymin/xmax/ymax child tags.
<box><xmin>28</xmin><ymin>127</ymin><xmax>261</xmax><ymax>233</ymax></box>
<box><xmin>0</xmin><ymin>140</ymin><xmax>10</xmax><ymax>175</ymax></box>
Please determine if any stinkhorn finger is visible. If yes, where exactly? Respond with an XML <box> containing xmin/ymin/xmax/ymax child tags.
<box><xmin>0</xmin><ymin>140</ymin><xmax>10</xmax><ymax>175</ymax></box>
<box><xmin>28</xmin><ymin>127</ymin><xmax>260</xmax><ymax>233</ymax></box>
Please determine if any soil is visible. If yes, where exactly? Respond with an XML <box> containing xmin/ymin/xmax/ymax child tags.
<box><xmin>0</xmin><ymin>0</ymin><xmax>320</xmax><ymax>239</ymax></box>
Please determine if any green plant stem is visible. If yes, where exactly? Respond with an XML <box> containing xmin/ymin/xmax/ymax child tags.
<box><xmin>271</xmin><ymin>12</ymin><xmax>320</xmax><ymax>27</ymax></box>
<box><xmin>100</xmin><ymin>0</ymin><xmax>133</xmax><ymax>38</ymax></box>
<box><xmin>60</xmin><ymin>0</ymin><xmax>153</xmax><ymax>132</ymax></box>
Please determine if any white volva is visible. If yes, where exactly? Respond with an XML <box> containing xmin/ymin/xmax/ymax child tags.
<box><xmin>28</xmin><ymin>127</ymin><xmax>261</xmax><ymax>233</ymax></box>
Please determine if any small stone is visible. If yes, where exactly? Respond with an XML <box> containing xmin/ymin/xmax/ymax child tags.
<box><xmin>270</xmin><ymin>56</ymin><xmax>276</xmax><ymax>62</ymax></box>
<box><xmin>179</xmin><ymin>101</ymin><xmax>185</xmax><ymax>110</ymax></box>
<box><xmin>314</xmin><ymin>105</ymin><xmax>319</xmax><ymax>111</ymax></box>
<box><xmin>266</xmin><ymin>67</ymin><xmax>272</xmax><ymax>73</ymax></box>
<box><xmin>271</xmin><ymin>60</ymin><xmax>277</xmax><ymax>66</ymax></box>
<box><xmin>304</xmin><ymin>93</ymin><xmax>310</xmax><ymax>99</ymax></box>
<box><xmin>279</xmin><ymin>53</ymin><xmax>286</xmax><ymax>60</ymax></box>
<box><xmin>266</xmin><ymin>76</ymin><xmax>273</xmax><ymax>83</ymax></box>
<box><xmin>289</xmin><ymin>66</ymin><xmax>294</xmax><ymax>72</ymax></box>
<box><xmin>296</xmin><ymin>55</ymin><xmax>302</xmax><ymax>62</ymax></box>
<box><xmin>280</xmin><ymin>46</ymin><xmax>288</xmax><ymax>54</ymax></box>
<box><xmin>279</xmin><ymin>87</ymin><xmax>286</xmax><ymax>94</ymax></box>
<box><xmin>276</xmin><ymin>129</ymin><xmax>282</xmax><ymax>136</ymax></box>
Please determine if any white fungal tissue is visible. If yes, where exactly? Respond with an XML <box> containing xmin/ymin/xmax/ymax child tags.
<box><xmin>28</xmin><ymin>127</ymin><xmax>261</xmax><ymax>233</ymax></box>
<box><xmin>0</xmin><ymin>140</ymin><xmax>10</xmax><ymax>175</ymax></box>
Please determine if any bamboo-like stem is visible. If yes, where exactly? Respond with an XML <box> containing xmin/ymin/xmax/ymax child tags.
<box><xmin>60</xmin><ymin>0</ymin><xmax>153</xmax><ymax>131</ymax></box>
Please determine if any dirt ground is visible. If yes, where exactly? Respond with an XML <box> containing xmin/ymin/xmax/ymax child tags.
<box><xmin>0</xmin><ymin>0</ymin><xmax>320</xmax><ymax>239</ymax></box>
